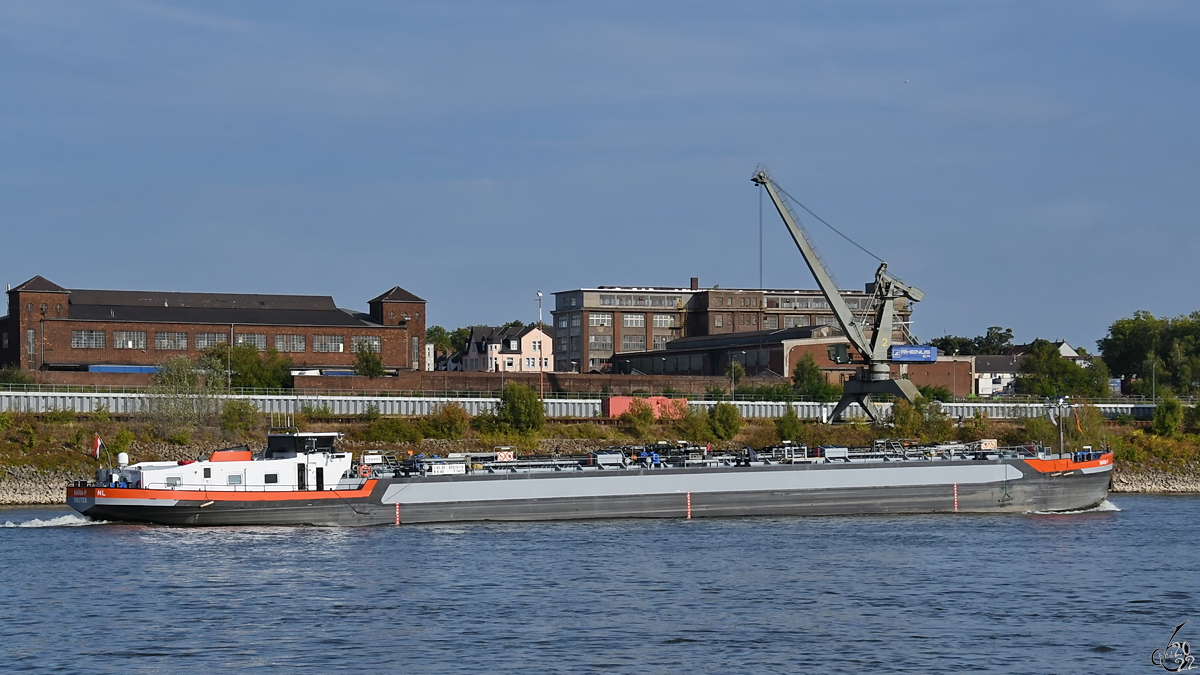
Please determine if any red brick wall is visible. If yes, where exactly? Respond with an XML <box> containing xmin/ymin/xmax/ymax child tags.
<box><xmin>894</xmin><ymin>360</ymin><xmax>973</xmax><ymax>397</ymax></box>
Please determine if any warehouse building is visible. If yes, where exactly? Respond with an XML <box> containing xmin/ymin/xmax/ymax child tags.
<box><xmin>0</xmin><ymin>276</ymin><xmax>426</xmax><ymax>374</ymax></box>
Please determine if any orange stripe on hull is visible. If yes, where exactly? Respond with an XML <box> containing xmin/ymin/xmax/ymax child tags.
<box><xmin>1023</xmin><ymin>452</ymin><xmax>1113</xmax><ymax>473</ymax></box>
<box><xmin>67</xmin><ymin>481</ymin><xmax>378</xmax><ymax>502</ymax></box>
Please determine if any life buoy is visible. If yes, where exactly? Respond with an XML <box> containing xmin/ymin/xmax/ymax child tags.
<box><xmin>359</xmin><ymin>464</ymin><xmax>372</xmax><ymax>478</ymax></box>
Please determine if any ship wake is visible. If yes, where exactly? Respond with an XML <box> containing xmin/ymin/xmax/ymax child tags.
<box><xmin>2</xmin><ymin>514</ymin><xmax>107</xmax><ymax>528</ymax></box>
<box><xmin>1030</xmin><ymin>499</ymin><xmax>1121</xmax><ymax>515</ymax></box>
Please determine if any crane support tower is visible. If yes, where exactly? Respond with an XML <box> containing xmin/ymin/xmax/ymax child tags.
<box><xmin>752</xmin><ymin>166</ymin><xmax>924</xmax><ymax>422</ymax></box>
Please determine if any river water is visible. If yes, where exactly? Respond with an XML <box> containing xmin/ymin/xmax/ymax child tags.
<box><xmin>0</xmin><ymin>495</ymin><xmax>1195</xmax><ymax>674</ymax></box>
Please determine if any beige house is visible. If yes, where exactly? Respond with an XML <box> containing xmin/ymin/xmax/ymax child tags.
<box><xmin>461</xmin><ymin>325</ymin><xmax>554</xmax><ymax>373</ymax></box>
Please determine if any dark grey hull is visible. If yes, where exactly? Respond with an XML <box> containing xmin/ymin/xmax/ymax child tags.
<box><xmin>75</xmin><ymin>459</ymin><xmax>1113</xmax><ymax>527</ymax></box>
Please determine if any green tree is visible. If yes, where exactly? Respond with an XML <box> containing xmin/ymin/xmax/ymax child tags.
<box><xmin>725</xmin><ymin>361</ymin><xmax>745</xmax><ymax>391</ymax></box>
<box><xmin>494</xmin><ymin>383</ymin><xmax>544</xmax><ymax>433</ymax></box>
<box><xmin>620</xmin><ymin>398</ymin><xmax>657</xmax><ymax>438</ymax></box>
<box><xmin>775</xmin><ymin>404</ymin><xmax>804</xmax><ymax>441</ymax></box>
<box><xmin>792</xmin><ymin>353</ymin><xmax>841</xmax><ymax>402</ymax></box>
<box><xmin>917</xmin><ymin>384</ymin><xmax>952</xmax><ymax>402</ymax></box>
<box><xmin>674</xmin><ymin>406</ymin><xmax>715</xmax><ymax>443</ymax></box>
<box><xmin>1099</xmin><ymin>311</ymin><xmax>1200</xmax><ymax>396</ymax></box>
<box><xmin>930</xmin><ymin>326</ymin><xmax>1014</xmax><ymax>356</ymax></box>
<box><xmin>1152</xmin><ymin>394</ymin><xmax>1184</xmax><ymax>437</ymax></box>
<box><xmin>1016</xmin><ymin>339</ymin><xmax>1110</xmax><ymax>397</ymax></box>
<box><xmin>427</xmin><ymin>325</ymin><xmax>473</xmax><ymax>354</ymax></box>
<box><xmin>353</xmin><ymin>341</ymin><xmax>386</xmax><ymax>378</ymax></box>
<box><xmin>709</xmin><ymin>402</ymin><xmax>743</xmax><ymax>440</ymax></box>
<box><xmin>202</xmin><ymin>343</ymin><xmax>294</xmax><ymax>389</ymax></box>
<box><xmin>501</xmin><ymin>320</ymin><xmax>526</xmax><ymax>328</ymax></box>
<box><xmin>220</xmin><ymin>399</ymin><xmax>261</xmax><ymax>437</ymax></box>
<box><xmin>147</xmin><ymin>355</ymin><xmax>218</xmax><ymax>437</ymax></box>
<box><xmin>421</xmin><ymin>403</ymin><xmax>472</xmax><ymax>440</ymax></box>
<box><xmin>0</xmin><ymin>366</ymin><xmax>34</xmax><ymax>385</ymax></box>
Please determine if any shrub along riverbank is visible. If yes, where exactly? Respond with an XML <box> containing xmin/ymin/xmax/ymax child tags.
<box><xmin>3</xmin><ymin>387</ymin><xmax>1199</xmax><ymax>504</ymax></box>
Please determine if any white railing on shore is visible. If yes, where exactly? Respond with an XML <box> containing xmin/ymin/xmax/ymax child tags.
<box><xmin>0</xmin><ymin>390</ymin><xmax>1161</xmax><ymax>421</ymax></box>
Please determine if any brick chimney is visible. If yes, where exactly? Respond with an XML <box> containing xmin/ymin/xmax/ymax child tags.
<box><xmin>690</xmin><ymin>277</ymin><xmax>699</xmax><ymax>290</ymax></box>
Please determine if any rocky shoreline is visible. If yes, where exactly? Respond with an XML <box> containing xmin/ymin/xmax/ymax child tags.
<box><xmin>4</xmin><ymin>448</ymin><xmax>1198</xmax><ymax>506</ymax></box>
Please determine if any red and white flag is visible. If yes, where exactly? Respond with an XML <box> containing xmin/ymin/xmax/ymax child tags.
<box><xmin>92</xmin><ymin>434</ymin><xmax>106</xmax><ymax>460</ymax></box>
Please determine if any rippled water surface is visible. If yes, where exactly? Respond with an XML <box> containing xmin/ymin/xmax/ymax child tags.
<box><xmin>0</xmin><ymin>495</ymin><xmax>1196</xmax><ymax>674</ymax></box>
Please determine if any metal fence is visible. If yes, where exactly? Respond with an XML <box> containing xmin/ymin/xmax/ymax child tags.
<box><xmin>0</xmin><ymin>390</ymin><xmax>1166</xmax><ymax>421</ymax></box>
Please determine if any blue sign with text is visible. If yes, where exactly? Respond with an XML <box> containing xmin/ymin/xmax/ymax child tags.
<box><xmin>891</xmin><ymin>345</ymin><xmax>938</xmax><ymax>362</ymax></box>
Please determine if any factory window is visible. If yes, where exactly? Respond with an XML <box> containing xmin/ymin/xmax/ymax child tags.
<box><xmin>845</xmin><ymin>298</ymin><xmax>860</xmax><ymax>309</ymax></box>
<box><xmin>569</xmin><ymin>336</ymin><xmax>581</xmax><ymax>352</ymax></box>
<box><xmin>589</xmin><ymin>335</ymin><xmax>613</xmax><ymax>352</ymax></box>
<box><xmin>55</xmin><ymin>304</ymin><xmax>62</xmax><ymax>316</ymax></box>
<box><xmin>236</xmin><ymin>333</ymin><xmax>267</xmax><ymax>351</ymax></box>
<box><xmin>714</xmin><ymin>315</ymin><xmax>723</xmax><ymax>328</ymax></box>
<box><xmin>621</xmin><ymin>334</ymin><xmax>646</xmax><ymax>352</ymax></box>
<box><xmin>155</xmin><ymin>332</ymin><xmax>188</xmax><ymax>351</ymax></box>
<box><xmin>27</xmin><ymin>330</ymin><xmax>34</xmax><ymax>354</ymax></box>
<box><xmin>195</xmin><ymin>333</ymin><xmax>228</xmax><ymax>349</ymax></box>
<box><xmin>557</xmin><ymin>337</ymin><xmax>567</xmax><ymax>351</ymax></box>
<box><xmin>275</xmin><ymin>335</ymin><xmax>306</xmax><ymax>353</ymax></box>
<box><xmin>652</xmin><ymin>335</ymin><xmax>669</xmax><ymax>350</ymax></box>
<box><xmin>764</xmin><ymin>316</ymin><xmax>778</xmax><ymax>329</ymax></box>
<box><xmin>71</xmin><ymin>330</ymin><xmax>106</xmax><ymax>349</ymax></box>
<box><xmin>816</xmin><ymin>316</ymin><xmax>836</xmax><ymax>326</ymax></box>
<box><xmin>652</xmin><ymin>314</ymin><xmax>676</xmax><ymax>328</ymax></box>
<box><xmin>352</xmin><ymin>336</ymin><xmax>382</xmax><ymax>353</ymax></box>
<box><xmin>590</xmin><ymin>312</ymin><xmax>613</xmax><ymax>327</ymax></box>
<box><xmin>599</xmin><ymin>295</ymin><xmax>615</xmax><ymax>306</ymax></box>
<box><xmin>265</xmin><ymin>474</ymin><xmax>278</xmax><ymax>484</ymax></box>
<box><xmin>570</xmin><ymin>314</ymin><xmax>582</xmax><ymax>328</ymax></box>
<box><xmin>113</xmin><ymin>331</ymin><xmax>147</xmax><ymax>350</ymax></box>
<box><xmin>623</xmin><ymin>313</ymin><xmax>645</xmax><ymax>328</ymax></box>
<box><xmin>784</xmin><ymin>316</ymin><xmax>809</xmax><ymax>328</ymax></box>
<box><xmin>313</xmin><ymin>335</ymin><xmax>344</xmax><ymax>353</ymax></box>
<box><xmin>556</xmin><ymin>315</ymin><xmax>568</xmax><ymax>329</ymax></box>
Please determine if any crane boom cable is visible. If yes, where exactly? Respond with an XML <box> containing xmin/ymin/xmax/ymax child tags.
<box><xmin>773</xmin><ymin>184</ymin><xmax>886</xmax><ymax>264</ymax></box>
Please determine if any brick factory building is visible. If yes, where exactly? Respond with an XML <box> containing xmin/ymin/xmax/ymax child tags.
<box><xmin>0</xmin><ymin>276</ymin><xmax>427</xmax><ymax>374</ymax></box>
<box><xmin>551</xmin><ymin>277</ymin><xmax>913</xmax><ymax>373</ymax></box>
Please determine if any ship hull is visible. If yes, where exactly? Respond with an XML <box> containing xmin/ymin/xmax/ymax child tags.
<box><xmin>68</xmin><ymin>457</ymin><xmax>1113</xmax><ymax>527</ymax></box>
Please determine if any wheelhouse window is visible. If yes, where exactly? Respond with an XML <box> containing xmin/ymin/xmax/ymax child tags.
<box><xmin>264</xmin><ymin>474</ymin><xmax>279</xmax><ymax>484</ymax></box>
<box><xmin>227</xmin><ymin>475</ymin><xmax>243</xmax><ymax>486</ymax></box>
<box><xmin>165</xmin><ymin>476</ymin><xmax>181</xmax><ymax>486</ymax></box>
<box><xmin>71</xmin><ymin>330</ymin><xmax>106</xmax><ymax>349</ymax></box>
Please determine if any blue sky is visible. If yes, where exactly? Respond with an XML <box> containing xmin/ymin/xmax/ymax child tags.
<box><xmin>2</xmin><ymin>1</ymin><xmax>1197</xmax><ymax>351</ymax></box>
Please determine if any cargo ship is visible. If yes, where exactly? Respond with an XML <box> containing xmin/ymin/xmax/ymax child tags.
<box><xmin>66</xmin><ymin>429</ymin><xmax>1113</xmax><ymax>526</ymax></box>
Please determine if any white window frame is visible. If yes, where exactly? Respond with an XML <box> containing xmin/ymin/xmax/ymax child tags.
<box><xmin>313</xmin><ymin>335</ymin><xmax>345</xmax><ymax>353</ymax></box>
<box><xmin>155</xmin><ymin>332</ymin><xmax>188</xmax><ymax>351</ymax></box>
<box><xmin>352</xmin><ymin>335</ymin><xmax>382</xmax><ymax>353</ymax></box>
<box><xmin>590</xmin><ymin>312</ymin><xmax>613</xmax><ymax>327</ymax></box>
<box><xmin>113</xmin><ymin>331</ymin><xmax>147</xmax><ymax>350</ymax></box>
<box><xmin>71</xmin><ymin>330</ymin><xmax>106</xmax><ymax>349</ymax></box>
<box><xmin>236</xmin><ymin>333</ymin><xmax>267</xmax><ymax>351</ymax></box>
<box><xmin>275</xmin><ymin>334</ymin><xmax>307</xmax><ymax>353</ymax></box>
<box><xmin>623</xmin><ymin>313</ymin><xmax>645</xmax><ymax>328</ymax></box>
<box><xmin>652</xmin><ymin>314</ymin><xmax>675</xmax><ymax>328</ymax></box>
<box><xmin>196</xmin><ymin>333</ymin><xmax>228</xmax><ymax>350</ymax></box>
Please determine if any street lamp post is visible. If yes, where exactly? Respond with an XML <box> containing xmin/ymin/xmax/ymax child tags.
<box><xmin>537</xmin><ymin>291</ymin><xmax>544</xmax><ymax>400</ymax></box>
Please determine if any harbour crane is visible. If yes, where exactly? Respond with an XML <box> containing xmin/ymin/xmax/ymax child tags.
<box><xmin>751</xmin><ymin>166</ymin><xmax>924</xmax><ymax>422</ymax></box>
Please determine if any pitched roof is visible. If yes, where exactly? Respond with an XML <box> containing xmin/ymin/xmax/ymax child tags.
<box><xmin>370</xmin><ymin>286</ymin><xmax>425</xmax><ymax>303</ymax></box>
<box><xmin>10</xmin><ymin>275</ymin><xmax>68</xmax><ymax>293</ymax></box>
